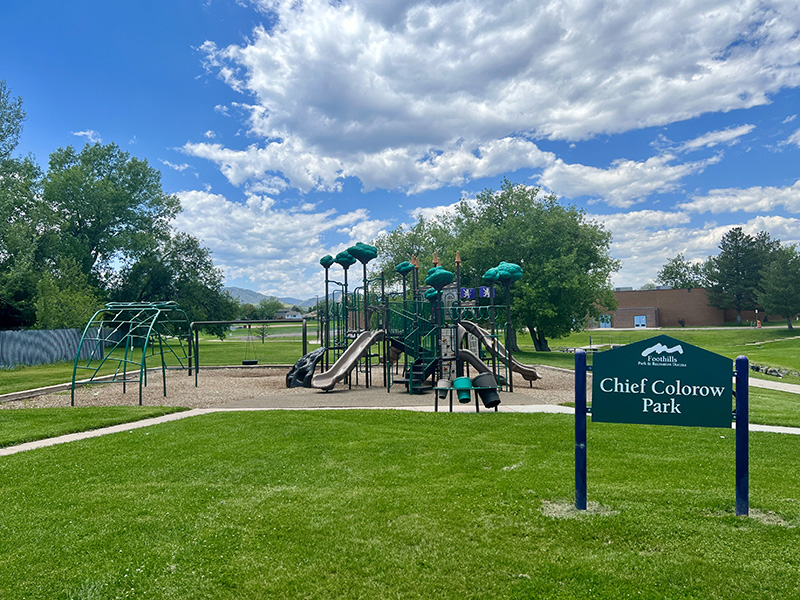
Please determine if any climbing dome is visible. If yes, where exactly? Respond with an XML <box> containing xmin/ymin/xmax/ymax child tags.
<box><xmin>71</xmin><ymin>301</ymin><xmax>193</xmax><ymax>405</ymax></box>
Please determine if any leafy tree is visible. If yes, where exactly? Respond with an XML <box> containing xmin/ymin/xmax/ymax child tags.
<box><xmin>259</xmin><ymin>298</ymin><xmax>285</xmax><ymax>318</ymax></box>
<box><xmin>758</xmin><ymin>245</ymin><xmax>800</xmax><ymax>330</ymax></box>
<box><xmin>34</xmin><ymin>258</ymin><xmax>103</xmax><ymax>330</ymax></box>
<box><xmin>706</xmin><ymin>228</ymin><xmax>778</xmax><ymax>325</ymax></box>
<box><xmin>240</xmin><ymin>303</ymin><xmax>261</xmax><ymax>320</ymax></box>
<box><xmin>0</xmin><ymin>81</ymin><xmax>45</xmax><ymax>328</ymax></box>
<box><xmin>451</xmin><ymin>182</ymin><xmax>618</xmax><ymax>350</ymax></box>
<box><xmin>656</xmin><ymin>253</ymin><xmax>708</xmax><ymax>289</ymax></box>
<box><xmin>372</xmin><ymin>179</ymin><xmax>619</xmax><ymax>350</ymax></box>
<box><xmin>113</xmin><ymin>232</ymin><xmax>237</xmax><ymax>338</ymax></box>
<box><xmin>43</xmin><ymin>142</ymin><xmax>180</xmax><ymax>280</ymax></box>
<box><xmin>0</xmin><ymin>80</ymin><xmax>24</xmax><ymax>159</ymax></box>
<box><xmin>373</xmin><ymin>216</ymin><xmax>455</xmax><ymax>285</ymax></box>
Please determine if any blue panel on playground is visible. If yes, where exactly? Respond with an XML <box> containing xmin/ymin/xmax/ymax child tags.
<box><xmin>460</xmin><ymin>287</ymin><xmax>475</xmax><ymax>299</ymax></box>
<box><xmin>478</xmin><ymin>286</ymin><xmax>494</xmax><ymax>299</ymax></box>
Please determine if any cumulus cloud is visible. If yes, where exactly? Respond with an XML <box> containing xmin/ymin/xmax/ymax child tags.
<box><xmin>679</xmin><ymin>179</ymin><xmax>800</xmax><ymax>213</ymax></box>
<box><xmin>191</xmin><ymin>0</ymin><xmax>800</xmax><ymax>193</ymax></box>
<box><xmin>173</xmin><ymin>189</ymin><xmax>388</xmax><ymax>296</ymax></box>
<box><xmin>539</xmin><ymin>154</ymin><xmax>719</xmax><ymax>208</ymax></box>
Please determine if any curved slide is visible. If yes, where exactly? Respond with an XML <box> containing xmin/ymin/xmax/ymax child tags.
<box><xmin>311</xmin><ymin>330</ymin><xmax>385</xmax><ymax>391</ymax></box>
<box><xmin>460</xmin><ymin>320</ymin><xmax>541</xmax><ymax>381</ymax></box>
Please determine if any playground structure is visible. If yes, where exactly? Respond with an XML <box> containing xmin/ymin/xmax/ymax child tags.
<box><xmin>300</xmin><ymin>243</ymin><xmax>540</xmax><ymax>409</ymax></box>
<box><xmin>69</xmin><ymin>246</ymin><xmax>538</xmax><ymax>410</ymax></box>
<box><xmin>70</xmin><ymin>302</ymin><xmax>194</xmax><ymax>405</ymax></box>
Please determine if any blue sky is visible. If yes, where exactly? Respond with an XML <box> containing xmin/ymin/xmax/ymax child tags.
<box><xmin>3</xmin><ymin>0</ymin><xmax>800</xmax><ymax>299</ymax></box>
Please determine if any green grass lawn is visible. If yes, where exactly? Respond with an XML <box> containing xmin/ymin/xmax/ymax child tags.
<box><xmin>0</xmin><ymin>405</ymin><xmax>186</xmax><ymax>448</ymax></box>
<box><xmin>0</xmin><ymin>410</ymin><xmax>797</xmax><ymax>599</ymax></box>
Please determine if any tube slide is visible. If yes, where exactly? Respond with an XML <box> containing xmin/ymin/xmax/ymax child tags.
<box><xmin>460</xmin><ymin>320</ymin><xmax>541</xmax><ymax>381</ymax></box>
<box><xmin>311</xmin><ymin>330</ymin><xmax>385</xmax><ymax>391</ymax></box>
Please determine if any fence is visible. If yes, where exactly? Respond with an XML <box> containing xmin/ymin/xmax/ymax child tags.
<box><xmin>0</xmin><ymin>328</ymin><xmax>103</xmax><ymax>369</ymax></box>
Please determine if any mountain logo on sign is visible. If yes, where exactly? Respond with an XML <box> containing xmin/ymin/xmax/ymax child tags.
<box><xmin>641</xmin><ymin>343</ymin><xmax>684</xmax><ymax>357</ymax></box>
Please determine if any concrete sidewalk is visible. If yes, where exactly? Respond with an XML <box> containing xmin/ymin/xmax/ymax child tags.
<box><xmin>749</xmin><ymin>378</ymin><xmax>800</xmax><ymax>394</ymax></box>
<box><xmin>2</xmin><ymin>403</ymin><xmax>798</xmax><ymax>458</ymax></box>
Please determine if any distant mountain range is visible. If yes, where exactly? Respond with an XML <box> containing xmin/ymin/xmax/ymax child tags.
<box><xmin>224</xmin><ymin>286</ymin><xmax>316</xmax><ymax>308</ymax></box>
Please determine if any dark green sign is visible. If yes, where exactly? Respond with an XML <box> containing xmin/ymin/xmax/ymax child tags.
<box><xmin>592</xmin><ymin>335</ymin><xmax>732</xmax><ymax>428</ymax></box>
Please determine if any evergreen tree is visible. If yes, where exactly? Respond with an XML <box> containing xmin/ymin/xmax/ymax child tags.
<box><xmin>758</xmin><ymin>245</ymin><xmax>800</xmax><ymax>330</ymax></box>
<box><xmin>706</xmin><ymin>228</ymin><xmax>778</xmax><ymax>324</ymax></box>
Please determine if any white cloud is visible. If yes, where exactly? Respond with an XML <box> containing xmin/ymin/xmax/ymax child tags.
<box><xmin>204</xmin><ymin>130</ymin><xmax>216</xmax><ymax>139</ymax></box>
<box><xmin>675</xmin><ymin>124</ymin><xmax>755</xmax><ymax>152</ymax></box>
<box><xmin>679</xmin><ymin>179</ymin><xmax>800</xmax><ymax>213</ymax></box>
<box><xmin>593</xmin><ymin>210</ymin><xmax>800</xmax><ymax>287</ymax></box>
<box><xmin>173</xmin><ymin>189</ymin><xmax>388</xmax><ymax>297</ymax></box>
<box><xmin>193</xmin><ymin>0</ymin><xmax>800</xmax><ymax>193</ymax></box>
<box><xmin>160</xmin><ymin>160</ymin><xmax>194</xmax><ymax>173</ymax></box>
<box><xmin>539</xmin><ymin>154</ymin><xmax>718</xmax><ymax>208</ymax></box>
<box><xmin>71</xmin><ymin>130</ymin><xmax>102</xmax><ymax>144</ymax></box>
<box><xmin>786</xmin><ymin>128</ymin><xmax>800</xmax><ymax>147</ymax></box>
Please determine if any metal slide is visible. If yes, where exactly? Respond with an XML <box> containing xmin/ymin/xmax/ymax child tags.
<box><xmin>311</xmin><ymin>330</ymin><xmax>385</xmax><ymax>391</ymax></box>
<box><xmin>459</xmin><ymin>321</ymin><xmax>541</xmax><ymax>382</ymax></box>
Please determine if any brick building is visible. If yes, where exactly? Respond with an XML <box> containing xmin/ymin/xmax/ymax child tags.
<box><xmin>603</xmin><ymin>288</ymin><xmax>777</xmax><ymax>328</ymax></box>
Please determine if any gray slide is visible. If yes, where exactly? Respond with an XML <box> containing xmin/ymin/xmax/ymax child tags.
<box><xmin>311</xmin><ymin>330</ymin><xmax>385</xmax><ymax>391</ymax></box>
<box><xmin>460</xmin><ymin>320</ymin><xmax>541</xmax><ymax>381</ymax></box>
<box><xmin>457</xmin><ymin>347</ymin><xmax>492</xmax><ymax>374</ymax></box>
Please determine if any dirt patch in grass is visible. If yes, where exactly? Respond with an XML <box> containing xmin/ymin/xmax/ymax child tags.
<box><xmin>539</xmin><ymin>499</ymin><xmax>619</xmax><ymax>519</ymax></box>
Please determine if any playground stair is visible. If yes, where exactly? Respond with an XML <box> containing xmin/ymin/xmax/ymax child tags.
<box><xmin>392</xmin><ymin>358</ymin><xmax>436</xmax><ymax>393</ymax></box>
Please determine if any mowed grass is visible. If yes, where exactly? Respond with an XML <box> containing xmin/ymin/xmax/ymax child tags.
<box><xmin>0</xmin><ymin>411</ymin><xmax>798</xmax><ymax>599</ymax></box>
<box><xmin>0</xmin><ymin>405</ymin><xmax>187</xmax><ymax>448</ymax></box>
<box><xmin>535</xmin><ymin>327</ymin><xmax>800</xmax><ymax>373</ymax></box>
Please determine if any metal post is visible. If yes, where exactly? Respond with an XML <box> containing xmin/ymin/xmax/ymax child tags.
<box><xmin>188</xmin><ymin>325</ymin><xmax>193</xmax><ymax>376</ymax></box>
<box><xmin>735</xmin><ymin>355</ymin><xmax>749</xmax><ymax>516</ymax></box>
<box><xmin>455</xmin><ymin>252</ymin><xmax>462</xmax><ymax>377</ymax></box>
<box><xmin>505</xmin><ymin>281</ymin><xmax>513</xmax><ymax>392</ymax></box>
<box><xmin>575</xmin><ymin>349</ymin><xmax>587</xmax><ymax>510</ymax></box>
<box><xmin>302</xmin><ymin>319</ymin><xmax>308</xmax><ymax>356</ymax></box>
<box><xmin>194</xmin><ymin>327</ymin><xmax>199</xmax><ymax>388</ymax></box>
<box><xmin>324</xmin><ymin>268</ymin><xmax>330</xmax><ymax>371</ymax></box>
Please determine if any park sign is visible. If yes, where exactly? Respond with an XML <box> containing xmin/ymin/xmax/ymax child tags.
<box><xmin>592</xmin><ymin>335</ymin><xmax>733</xmax><ymax>428</ymax></box>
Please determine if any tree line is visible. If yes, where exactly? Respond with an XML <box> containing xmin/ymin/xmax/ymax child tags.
<box><xmin>656</xmin><ymin>227</ymin><xmax>800</xmax><ymax>329</ymax></box>
<box><xmin>0</xmin><ymin>80</ymin><xmax>238</xmax><ymax>332</ymax></box>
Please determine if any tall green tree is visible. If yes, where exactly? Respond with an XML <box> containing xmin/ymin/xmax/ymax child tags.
<box><xmin>34</xmin><ymin>257</ymin><xmax>103</xmax><ymax>330</ymax></box>
<box><xmin>0</xmin><ymin>81</ymin><xmax>45</xmax><ymax>328</ymax></box>
<box><xmin>706</xmin><ymin>227</ymin><xmax>778</xmax><ymax>324</ymax></box>
<box><xmin>43</xmin><ymin>142</ymin><xmax>180</xmax><ymax>280</ymax></box>
<box><xmin>372</xmin><ymin>216</ymin><xmax>455</xmax><ymax>285</ymax></box>
<box><xmin>656</xmin><ymin>253</ymin><xmax>708</xmax><ymax>289</ymax></box>
<box><xmin>112</xmin><ymin>232</ymin><xmax>237</xmax><ymax>338</ymax></box>
<box><xmin>372</xmin><ymin>179</ymin><xmax>619</xmax><ymax>350</ymax></box>
<box><xmin>758</xmin><ymin>245</ymin><xmax>800</xmax><ymax>330</ymax></box>
<box><xmin>258</xmin><ymin>297</ymin><xmax>286</xmax><ymax>319</ymax></box>
<box><xmin>450</xmin><ymin>182</ymin><xmax>617</xmax><ymax>351</ymax></box>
